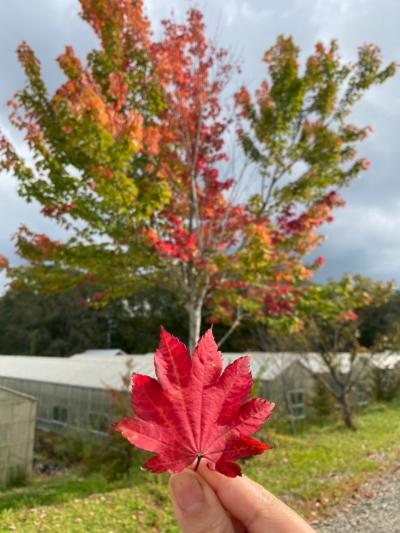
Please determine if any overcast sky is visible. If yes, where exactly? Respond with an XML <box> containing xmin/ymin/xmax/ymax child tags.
<box><xmin>1</xmin><ymin>0</ymin><xmax>399</xmax><ymax>293</ymax></box>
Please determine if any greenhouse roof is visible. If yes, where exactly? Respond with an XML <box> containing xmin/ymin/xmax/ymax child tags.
<box><xmin>372</xmin><ymin>352</ymin><xmax>400</xmax><ymax>370</ymax></box>
<box><xmin>0</xmin><ymin>351</ymin><xmax>394</xmax><ymax>391</ymax></box>
<box><xmin>71</xmin><ymin>349</ymin><xmax>127</xmax><ymax>358</ymax></box>
<box><xmin>0</xmin><ymin>352</ymin><xmax>294</xmax><ymax>390</ymax></box>
<box><xmin>0</xmin><ymin>354</ymin><xmax>150</xmax><ymax>391</ymax></box>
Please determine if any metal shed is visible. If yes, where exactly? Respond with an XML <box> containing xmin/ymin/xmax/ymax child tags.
<box><xmin>0</xmin><ymin>385</ymin><xmax>36</xmax><ymax>485</ymax></box>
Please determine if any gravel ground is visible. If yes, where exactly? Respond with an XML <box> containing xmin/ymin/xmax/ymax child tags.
<box><xmin>317</xmin><ymin>465</ymin><xmax>400</xmax><ymax>533</ymax></box>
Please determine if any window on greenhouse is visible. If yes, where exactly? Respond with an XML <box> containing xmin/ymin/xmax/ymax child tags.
<box><xmin>288</xmin><ymin>389</ymin><xmax>306</xmax><ymax>420</ymax></box>
<box><xmin>356</xmin><ymin>387</ymin><xmax>369</xmax><ymax>406</ymax></box>
<box><xmin>53</xmin><ymin>405</ymin><xmax>68</xmax><ymax>423</ymax></box>
<box><xmin>89</xmin><ymin>412</ymin><xmax>109</xmax><ymax>432</ymax></box>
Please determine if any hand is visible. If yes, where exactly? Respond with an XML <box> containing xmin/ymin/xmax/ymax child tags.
<box><xmin>169</xmin><ymin>462</ymin><xmax>315</xmax><ymax>533</ymax></box>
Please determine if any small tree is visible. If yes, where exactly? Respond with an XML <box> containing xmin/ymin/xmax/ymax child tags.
<box><xmin>290</xmin><ymin>275</ymin><xmax>395</xmax><ymax>429</ymax></box>
<box><xmin>0</xmin><ymin>1</ymin><xmax>396</xmax><ymax>349</ymax></box>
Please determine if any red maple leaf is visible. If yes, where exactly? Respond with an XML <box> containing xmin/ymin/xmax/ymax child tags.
<box><xmin>114</xmin><ymin>327</ymin><xmax>274</xmax><ymax>477</ymax></box>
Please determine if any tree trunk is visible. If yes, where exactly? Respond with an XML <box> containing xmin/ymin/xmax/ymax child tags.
<box><xmin>188</xmin><ymin>300</ymin><xmax>202</xmax><ymax>353</ymax></box>
<box><xmin>340</xmin><ymin>392</ymin><xmax>356</xmax><ymax>430</ymax></box>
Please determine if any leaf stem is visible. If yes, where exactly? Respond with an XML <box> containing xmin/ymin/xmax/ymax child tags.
<box><xmin>194</xmin><ymin>454</ymin><xmax>203</xmax><ymax>471</ymax></box>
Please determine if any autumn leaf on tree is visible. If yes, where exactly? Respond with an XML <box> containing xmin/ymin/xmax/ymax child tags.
<box><xmin>114</xmin><ymin>327</ymin><xmax>274</xmax><ymax>477</ymax></box>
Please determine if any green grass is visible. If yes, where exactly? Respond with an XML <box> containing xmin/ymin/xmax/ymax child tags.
<box><xmin>0</xmin><ymin>473</ymin><xmax>128</xmax><ymax>513</ymax></box>
<box><xmin>1</xmin><ymin>401</ymin><xmax>399</xmax><ymax>532</ymax></box>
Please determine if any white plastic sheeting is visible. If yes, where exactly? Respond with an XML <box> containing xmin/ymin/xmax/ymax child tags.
<box><xmin>0</xmin><ymin>352</ymin><xmax>313</xmax><ymax>391</ymax></box>
<box><xmin>0</xmin><ymin>351</ymin><xmax>376</xmax><ymax>392</ymax></box>
<box><xmin>0</xmin><ymin>351</ymin><xmax>396</xmax><ymax>393</ymax></box>
<box><xmin>372</xmin><ymin>352</ymin><xmax>400</xmax><ymax>370</ymax></box>
<box><xmin>0</xmin><ymin>355</ymin><xmax>150</xmax><ymax>391</ymax></box>
<box><xmin>71</xmin><ymin>349</ymin><xmax>127</xmax><ymax>358</ymax></box>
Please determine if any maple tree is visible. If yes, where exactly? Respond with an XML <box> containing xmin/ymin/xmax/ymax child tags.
<box><xmin>141</xmin><ymin>33</ymin><xmax>396</xmax><ymax>349</ymax></box>
<box><xmin>0</xmin><ymin>1</ymin><xmax>397</xmax><ymax>350</ymax></box>
<box><xmin>285</xmin><ymin>275</ymin><xmax>396</xmax><ymax>429</ymax></box>
<box><xmin>114</xmin><ymin>327</ymin><xmax>274</xmax><ymax>477</ymax></box>
<box><xmin>0</xmin><ymin>0</ymin><xmax>168</xmax><ymax>299</ymax></box>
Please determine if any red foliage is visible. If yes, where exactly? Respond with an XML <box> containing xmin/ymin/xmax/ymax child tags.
<box><xmin>343</xmin><ymin>309</ymin><xmax>359</xmax><ymax>322</ymax></box>
<box><xmin>114</xmin><ymin>327</ymin><xmax>274</xmax><ymax>477</ymax></box>
<box><xmin>79</xmin><ymin>0</ymin><xmax>151</xmax><ymax>51</ymax></box>
<box><xmin>32</xmin><ymin>234</ymin><xmax>61</xmax><ymax>257</ymax></box>
<box><xmin>92</xmin><ymin>291</ymin><xmax>106</xmax><ymax>302</ymax></box>
<box><xmin>314</xmin><ymin>256</ymin><xmax>326</xmax><ymax>268</ymax></box>
<box><xmin>144</xmin><ymin>14</ymin><xmax>349</xmax><ymax>326</ymax></box>
<box><xmin>0</xmin><ymin>255</ymin><xmax>9</xmax><ymax>269</ymax></box>
<box><xmin>144</xmin><ymin>9</ymin><xmax>245</xmax><ymax>275</ymax></box>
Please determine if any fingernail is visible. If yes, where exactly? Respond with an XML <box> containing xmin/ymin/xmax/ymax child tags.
<box><xmin>170</xmin><ymin>472</ymin><xmax>205</xmax><ymax>513</ymax></box>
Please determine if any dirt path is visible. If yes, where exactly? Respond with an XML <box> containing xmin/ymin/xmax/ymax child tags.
<box><xmin>317</xmin><ymin>465</ymin><xmax>400</xmax><ymax>533</ymax></box>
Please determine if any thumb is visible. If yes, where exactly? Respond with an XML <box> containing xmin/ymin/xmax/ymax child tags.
<box><xmin>169</xmin><ymin>469</ymin><xmax>236</xmax><ymax>533</ymax></box>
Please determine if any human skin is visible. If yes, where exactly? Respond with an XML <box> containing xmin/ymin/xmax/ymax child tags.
<box><xmin>169</xmin><ymin>462</ymin><xmax>316</xmax><ymax>533</ymax></box>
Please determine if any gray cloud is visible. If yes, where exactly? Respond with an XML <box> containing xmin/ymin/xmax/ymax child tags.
<box><xmin>1</xmin><ymin>0</ymin><xmax>399</xmax><ymax>292</ymax></box>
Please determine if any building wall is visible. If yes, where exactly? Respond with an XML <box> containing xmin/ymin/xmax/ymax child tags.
<box><xmin>0</xmin><ymin>387</ymin><xmax>36</xmax><ymax>485</ymax></box>
<box><xmin>261</xmin><ymin>361</ymin><xmax>373</xmax><ymax>421</ymax></box>
<box><xmin>0</xmin><ymin>377</ymin><xmax>114</xmax><ymax>434</ymax></box>
<box><xmin>261</xmin><ymin>362</ymin><xmax>317</xmax><ymax>419</ymax></box>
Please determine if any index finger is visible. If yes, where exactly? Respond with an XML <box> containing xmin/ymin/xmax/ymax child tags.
<box><xmin>195</xmin><ymin>462</ymin><xmax>315</xmax><ymax>533</ymax></box>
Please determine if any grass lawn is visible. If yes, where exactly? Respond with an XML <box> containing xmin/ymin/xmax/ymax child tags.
<box><xmin>1</xmin><ymin>400</ymin><xmax>399</xmax><ymax>532</ymax></box>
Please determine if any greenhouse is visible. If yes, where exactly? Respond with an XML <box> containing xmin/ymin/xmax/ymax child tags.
<box><xmin>0</xmin><ymin>351</ymin><xmax>276</xmax><ymax>433</ymax></box>
<box><xmin>0</xmin><ymin>350</ymin><xmax>391</xmax><ymax>434</ymax></box>
<box><xmin>0</xmin><ymin>386</ymin><xmax>36</xmax><ymax>485</ymax></box>
<box><xmin>0</xmin><ymin>353</ymin><xmax>148</xmax><ymax>433</ymax></box>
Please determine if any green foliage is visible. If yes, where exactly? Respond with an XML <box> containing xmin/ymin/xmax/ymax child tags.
<box><xmin>358</xmin><ymin>290</ymin><xmax>400</xmax><ymax>349</ymax></box>
<box><xmin>35</xmin><ymin>429</ymin><xmax>90</xmax><ymax>467</ymax></box>
<box><xmin>1</xmin><ymin>277</ymin><xmax>398</xmax><ymax>357</ymax></box>
<box><xmin>0</xmin><ymin>470</ymin><xmax>131</xmax><ymax>513</ymax></box>
<box><xmin>86</xmin><ymin>365</ymin><xmax>141</xmax><ymax>480</ymax></box>
<box><xmin>0</xmin><ymin>1</ymin><xmax>169</xmax><ymax>301</ymax></box>
<box><xmin>52</xmin><ymin>431</ymin><xmax>91</xmax><ymax>468</ymax></box>
<box><xmin>371</xmin><ymin>367</ymin><xmax>400</xmax><ymax>402</ymax></box>
<box><xmin>295</xmin><ymin>275</ymin><xmax>395</xmax><ymax>353</ymax></box>
<box><xmin>115</xmin><ymin>287</ymin><xmax>188</xmax><ymax>353</ymax></box>
<box><xmin>5</xmin><ymin>467</ymin><xmax>29</xmax><ymax>489</ymax></box>
<box><xmin>0</xmin><ymin>288</ymin><xmax>111</xmax><ymax>356</ymax></box>
<box><xmin>239</xmin><ymin>37</ymin><xmax>397</xmax><ymax>212</ymax></box>
<box><xmin>310</xmin><ymin>380</ymin><xmax>336</xmax><ymax>418</ymax></box>
<box><xmin>0</xmin><ymin>286</ymin><xmax>188</xmax><ymax>355</ymax></box>
<box><xmin>35</xmin><ymin>424</ymin><xmax>144</xmax><ymax>483</ymax></box>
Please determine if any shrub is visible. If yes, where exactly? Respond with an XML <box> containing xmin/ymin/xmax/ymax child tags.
<box><xmin>371</xmin><ymin>366</ymin><xmax>400</xmax><ymax>402</ymax></box>
<box><xmin>310</xmin><ymin>380</ymin><xmax>336</xmax><ymax>418</ymax></box>
<box><xmin>82</xmin><ymin>361</ymin><xmax>145</xmax><ymax>480</ymax></box>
